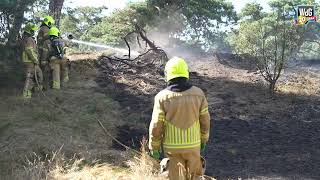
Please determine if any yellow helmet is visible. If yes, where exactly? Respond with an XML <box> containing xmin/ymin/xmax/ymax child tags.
<box><xmin>43</xmin><ymin>15</ymin><xmax>55</xmax><ymax>27</ymax></box>
<box><xmin>164</xmin><ymin>57</ymin><xmax>189</xmax><ymax>82</ymax></box>
<box><xmin>24</xmin><ymin>22</ymin><xmax>38</xmax><ymax>35</ymax></box>
<box><xmin>48</xmin><ymin>26</ymin><xmax>60</xmax><ymax>37</ymax></box>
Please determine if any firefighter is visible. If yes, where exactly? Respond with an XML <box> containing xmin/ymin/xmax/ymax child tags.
<box><xmin>37</xmin><ymin>15</ymin><xmax>55</xmax><ymax>62</ymax></box>
<box><xmin>42</xmin><ymin>26</ymin><xmax>69</xmax><ymax>89</ymax></box>
<box><xmin>21</xmin><ymin>22</ymin><xmax>43</xmax><ymax>99</ymax></box>
<box><xmin>37</xmin><ymin>15</ymin><xmax>55</xmax><ymax>89</ymax></box>
<box><xmin>148</xmin><ymin>57</ymin><xmax>210</xmax><ymax>180</ymax></box>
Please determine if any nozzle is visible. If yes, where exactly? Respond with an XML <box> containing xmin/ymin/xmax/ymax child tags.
<box><xmin>67</xmin><ymin>34</ymin><xmax>74</xmax><ymax>40</ymax></box>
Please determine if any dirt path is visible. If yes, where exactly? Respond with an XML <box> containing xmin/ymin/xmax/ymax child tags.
<box><xmin>96</xmin><ymin>55</ymin><xmax>320</xmax><ymax>180</ymax></box>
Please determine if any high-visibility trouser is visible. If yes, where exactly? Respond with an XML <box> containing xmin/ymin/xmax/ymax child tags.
<box><xmin>165</xmin><ymin>148</ymin><xmax>203</xmax><ymax>180</ymax></box>
<box><xmin>38</xmin><ymin>47</ymin><xmax>43</xmax><ymax>65</ymax></box>
<box><xmin>23</xmin><ymin>63</ymin><xmax>43</xmax><ymax>98</ymax></box>
<box><xmin>41</xmin><ymin>61</ymin><xmax>51</xmax><ymax>90</ymax></box>
<box><xmin>50</xmin><ymin>58</ymin><xmax>69</xmax><ymax>89</ymax></box>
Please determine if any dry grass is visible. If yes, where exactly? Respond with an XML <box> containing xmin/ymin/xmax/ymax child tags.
<box><xmin>277</xmin><ymin>72</ymin><xmax>320</xmax><ymax>96</ymax></box>
<box><xmin>14</xmin><ymin>148</ymin><xmax>165</xmax><ymax>180</ymax></box>
<box><xmin>0</xmin><ymin>60</ymin><xmax>127</xmax><ymax>179</ymax></box>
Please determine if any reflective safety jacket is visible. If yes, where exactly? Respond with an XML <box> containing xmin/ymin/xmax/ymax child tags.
<box><xmin>149</xmin><ymin>86</ymin><xmax>210</xmax><ymax>151</ymax></box>
<box><xmin>21</xmin><ymin>35</ymin><xmax>38</xmax><ymax>64</ymax></box>
<box><xmin>37</xmin><ymin>25</ymin><xmax>50</xmax><ymax>50</ymax></box>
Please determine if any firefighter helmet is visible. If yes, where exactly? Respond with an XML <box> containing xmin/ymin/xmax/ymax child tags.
<box><xmin>48</xmin><ymin>26</ymin><xmax>60</xmax><ymax>37</ymax></box>
<box><xmin>164</xmin><ymin>57</ymin><xmax>189</xmax><ymax>82</ymax></box>
<box><xmin>24</xmin><ymin>22</ymin><xmax>38</xmax><ymax>35</ymax></box>
<box><xmin>43</xmin><ymin>15</ymin><xmax>55</xmax><ymax>27</ymax></box>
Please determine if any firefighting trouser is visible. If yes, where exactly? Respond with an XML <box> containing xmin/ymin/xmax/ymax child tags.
<box><xmin>38</xmin><ymin>48</ymin><xmax>43</xmax><ymax>65</ymax></box>
<box><xmin>41</xmin><ymin>61</ymin><xmax>51</xmax><ymax>90</ymax></box>
<box><xmin>165</xmin><ymin>148</ymin><xmax>203</xmax><ymax>180</ymax></box>
<box><xmin>23</xmin><ymin>63</ymin><xmax>43</xmax><ymax>98</ymax></box>
<box><xmin>49</xmin><ymin>58</ymin><xmax>69</xmax><ymax>89</ymax></box>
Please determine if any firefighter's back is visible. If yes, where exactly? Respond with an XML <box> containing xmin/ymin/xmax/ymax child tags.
<box><xmin>156</xmin><ymin>86</ymin><xmax>206</xmax><ymax>150</ymax></box>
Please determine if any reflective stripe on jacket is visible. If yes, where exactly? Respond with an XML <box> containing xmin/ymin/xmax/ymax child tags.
<box><xmin>22</xmin><ymin>36</ymin><xmax>38</xmax><ymax>64</ymax></box>
<box><xmin>149</xmin><ymin>86</ymin><xmax>210</xmax><ymax>151</ymax></box>
<box><xmin>163</xmin><ymin>120</ymin><xmax>201</xmax><ymax>149</ymax></box>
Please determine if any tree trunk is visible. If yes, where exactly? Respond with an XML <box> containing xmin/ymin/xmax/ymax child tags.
<box><xmin>269</xmin><ymin>81</ymin><xmax>276</xmax><ymax>93</ymax></box>
<box><xmin>6</xmin><ymin>0</ymin><xmax>25</xmax><ymax>45</ymax></box>
<box><xmin>49</xmin><ymin>0</ymin><xmax>64</xmax><ymax>28</ymax></box>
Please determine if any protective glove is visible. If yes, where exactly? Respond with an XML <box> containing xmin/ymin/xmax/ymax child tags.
<box><xmin>201</xmin><ymin>143</ymin><xmax>206</xmax><ymax>152</ymax></box>
<box><xmin>150</xmin><ymin>150</ymin><xmax>160</xmax><ymax>160</ymax></box>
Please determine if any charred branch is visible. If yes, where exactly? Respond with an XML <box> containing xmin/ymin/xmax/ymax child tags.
<box><xmin>101</xmin><ymin>22</ymin><xmax>168</xmax><ymax>73</ymax></box>
<box><xmin>123</xmin><ymin>37</ymin><xmax>131</xmax><ymax>59</ymax></box>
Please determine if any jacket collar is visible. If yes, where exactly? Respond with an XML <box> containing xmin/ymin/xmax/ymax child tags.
<box><xmin>166</xmin><ymin>77</ymin><xmax>192</xmax><ymax>92</ymax></box>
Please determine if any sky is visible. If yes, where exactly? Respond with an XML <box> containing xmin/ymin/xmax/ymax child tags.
<box><xmin>64</xmin><ymin>0</ymin><xmax>271</xmax><ymax>13</ymax></box>
<box><xmin>230</xmin><ymin>0</ymin><xmax>271</xmax><ymax>12</ymax></box>
<box><xmin>65</xmin><ymin>0</ymin><xmax>144</xmax><ymax>14</ymax></box>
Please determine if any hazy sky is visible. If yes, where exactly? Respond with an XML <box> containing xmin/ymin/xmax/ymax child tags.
<box><xmin>64</xmin><ymin>0</ymin><xmax>271</xmax><ymax>13</ymax></box>
<box><xmin>231</xmin><ymin>0</ymin><xmax>270</xmax><ymax>12</ymax></box>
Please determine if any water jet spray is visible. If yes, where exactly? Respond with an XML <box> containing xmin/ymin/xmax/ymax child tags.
<box><xmin>66</xmin><ymin>35</ymin><xmax>139</xmax><ymax>57</ymax></box>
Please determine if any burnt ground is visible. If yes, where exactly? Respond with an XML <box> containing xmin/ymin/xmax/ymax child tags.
<box><xmin>94</xmin><ymin>55</ymin><xmax>320</xmax><ymax>180</ymax></box>
<box><xmin>200</xmin><ymin>78</ymin><xmax>320</xmax><ymax>179</ymax></box>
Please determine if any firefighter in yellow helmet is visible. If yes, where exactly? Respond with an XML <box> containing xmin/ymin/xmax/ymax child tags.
<box><xmin>37</xmin><ymin>15</ymin><xmax>55</xmax><ymax>89</ymax></box>
<box><xmin>21</xmin><ymin>22</ymin><xmax>43</xmax><ymax>99</ymax></box>
<box><xmin>148</xmin><ymin>57</ymin><xmax>210</xmax><ymax>180</ymax></box>
<box><xmin>41</xmin><ymin>26</ymin><xmax>69</xmax><ymax>89</ymax></box>
<box><xmin>37</xmin><ymin>16</ymin><xmax>55</xmax><ymax>62</ymax></box>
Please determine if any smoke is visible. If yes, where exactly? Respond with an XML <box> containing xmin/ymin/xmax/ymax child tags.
<box><xmin>139</xmin><ymin>8</ymin><xmax>217</xmax><ymax>62</ymax></box>
<box><xmin>147</xmin><ymin>30</ymin><xmax>210</xmax><ymax>61</ymax></box>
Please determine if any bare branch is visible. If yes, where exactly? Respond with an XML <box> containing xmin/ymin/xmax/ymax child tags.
<box><xmin>133</xmin><ymin>49</ymin><xmax>153</xmax><ymax>60</ymax></box>
<box><xmin>124</xmin><ymin>31</ymin><xmax>135</xmax><ymax>38</ymax></box>
<box><xmin>256</xmin><ymin>62</ymin><xmax>271</xmax><ymax>82</ymax></box>
<box><xmin>275</xmin><ymin>17</ymin><xmax>287</xmax><ymax>82</ymax></box>
<box><xmin>137</xmin><ymin>35</ymin><xmax>142</xmax><ymax>49</ymax></box>
<box><xmin>137</xmin><ymin>27</ymin><xmax>157</xmax><ymax>50</ymax></box>
<box><xmin>99</xmin><ymin>21</ymin><xmax>169</xmax><ymax>74</ymax></box>
<box><xmin>273</xmin><ymin>23</ymin><xmax>278</xmax><ymax>80</ymax></box>
<box><xmin>123</xmin><ymin>37</ymin><xmax>131</xmax><ymax>59</ymax></box>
